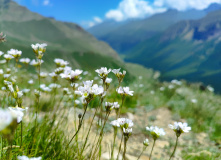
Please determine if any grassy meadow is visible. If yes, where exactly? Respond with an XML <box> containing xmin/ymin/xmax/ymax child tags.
<box><xmin>0</xmin><ymin>36</ymin><xmax>220</xmax><ymax>160</ymax></box>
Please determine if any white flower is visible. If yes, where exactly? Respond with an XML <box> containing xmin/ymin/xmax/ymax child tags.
<box><xmin>4</xmin><ymin>54</ymin><xmax>14</xmax><ymax>60</ymax></box>
<box><xmin>0</xmin><ymin>51</ymin><xmax>4</xmax><ymax>56</ymax></box>
<box><xmin>207</xmin><ymin>86</ymin><xmax>214</xmax><ymax>92</ymax></box>
<box><xmin>20</xmin><ymin>58</ymin><xmax>30</xmax><ymax>64</ymax></box>
<box><xmin>17</xmin><ymin>155</ymin><xmax>42</xmax><ymax>160</ymax></box>
<box><xmin>110</xmin><ymin>120</ymin><xmax>120</xmax><ymax>128</ymax></box>
<box><xmin>8</xmin><ymin>107</ymin><xmax>27</xmax><ymax>123</ymax></box>
<box><xmin>168</xmin><ymin>84</ymin><xmax>175</xmax><ymax>89</ymax></box>
<box><xmin>7</xmin><ymin>49</ymin><xmax>22</xmax><ymax>58</ymax></box>
<box><xmin>123</xmin><ymin>127</ymin><xmax>132</xmax><ymax>134</ymax></box>
<box><xmin>0</xmin><ymin>109</ymin><xmax>14</xmax><ymax>131</ymax></box>
<box><xmin>49</xmin><ymin>83</ymin><xmax>61</xmax><ymax>89</ymax></box>
<box><xmin>169</xmin><ymin>122</ymin><xmax>191</xmax><ymax>135</ymax></box>
<box><xmin>17</xmin><ymin>91</ymin><xmax>23</xmax><ymax>98</ymax></box>
<box><xmin>112</xmin><ymin>102</ymin><xmax>120</xmax><ymax>109</ymax></box>
<box><xmin>28</xmin><ymin>79</ymin><xmax>34</xmax><ymax>84</ymax></box>
<box><xmin>31</xmin><ymin>43</ymin><xmax>47</xmax><ymax>53</ymax></box>
<box><xmin>40</xmin><ymin>72</ymin><xmax>48</xmax><ymax>78</ymax></box>
<box><xmin>117</xmin><ymin>118</ymin><xmax>133</xmax><ymax>128</ymax></box>
<box><xmin>30</xmin><ymin>59</ymin><xmax>44</xmax><ymax>66</ymax></box>
<box><xmin>146</xmin><ymin>126</ymin><xmax>166</xmax><ymax>139</ymax></box>
<box><xmin>191</xmin><ymin>99</ymin><xmax>197</xmax><ymax>103</ymax></box>
<box><xmin>95</xmin><ymin>67</ymin><xmax>111</xmax><ymax>79</ymax></box>
<box><xmin>54</xmin><ymin>58</ymin><xmax>69</xmax><ymax>67</ymax></box>
<box><xmin>105</xmin><ymin>77</ymin><xmax>112</xmax><ymax>84</ymax></box>
<box><xmin>117</xmin><ymin>86</ymin><xmax>134</xmax><ymax>96</ymax></box>
<box><xmin>0</xmin><ymin>60</ymin><xmax>6</xmax><ymax>64</ymax></box>
<box><xmin>60</xmin><ymin>69</ymin><xmax>82</xmax><ymax>81</ymax></box>
<box><xmin>83</xmin><ymin>71</ymin><xmax>88</xmax><ymax>75</ymax></box>
<box><xmin>3</xmin><ymin>74</ymin><xmax>10</xmax><ymax>79</ymax></box>
<box><xmin>112</xmin><ymin>68</ymin><xmax>126</xmax><ymax>78</ymax></box>
<box><xmin>54</xmin><ymin>67</ymin><xmax>64</xmax><ymax>74</ymax></box>
<box><xmin>160</xmin><ymin>87</ymin><xmax>165</xmax><ymax>91</ymax></box>
<box><xmin>171</xmin><ymin>79</ymin><xmax>182</xmax><ymax>85</ymax></box>
<box><xmin>143</xmin><ymin>139</ymin><xmax>149</xmax><ymax>146</ymax></box>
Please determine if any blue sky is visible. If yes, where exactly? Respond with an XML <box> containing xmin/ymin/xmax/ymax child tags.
<box><xmin>14</xmin><ymin>0</ymin><xmax>221</xmax><ymax>28</ymax></box>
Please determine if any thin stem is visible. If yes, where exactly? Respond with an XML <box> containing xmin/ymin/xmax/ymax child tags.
<box><xmin>117</xmin><ymin>132</ymin><xmax>124</xmax><ymax>160</ymax></box>
<box><xmin>20</xmin><ymin>122</ymin><xmax>22</xmax><ymax>148</ymax></box>
<box><xmin>169</xmin><ymin>136</ymin><xmax>179</xmax><ymax>160</ymax></box>
<box><xmin>118</xmin><ymin>96</ymin><xmax>125</xmax><ymax>118</ymax></box>
<box><xmin>137</xmin><ymin>146</ymin><xmax>147</xmax><ymax>160</ymax></box>
<box><xmin>123</xmin><ymin>136</ymin><xmax>128</xmax><ymax>160</ymax></box>
<box><xmin>80</xmin><ymin>98</ymin><xmax>103</xmax><ymax>156</ymax></box>
<box><xmin>67</xmin><ymin>103</ymin><xmax>89</xmax><ymax>147</ymax></box>
<box><xmin>111</xmin><ymin>128</ymin><xmax>117</xmax><ymax>160</ymax></box>
<box><xmin>149</xmin><ymin>140</ymin><xmax>156</xmax><ymax>160</ymax></box>
<box><xmin>90</xmin><ymin>112</ymin><xmax>110</xmax><ymax>159</ymax></box>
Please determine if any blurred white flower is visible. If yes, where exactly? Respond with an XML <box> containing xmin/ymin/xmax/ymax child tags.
<box><xmin>169</xmin><ymin>122</ymin><xmax>191</xmax><ymax>136</ymax></box>
<box><xmin>95</xmin><ymin>67</ymin><xmax>111</xmax><ymax>79</ymax></box>
<box><xmin>8</xmin><ymin>106</ymin><xmax>27</xmax><ymax>123</ymax></box>
<box><xmin>105</xmin><ymin>77</ymin><xmax>112</xmax><ymax>84</ymax></box>
<box><xmin>7</xmin><ymin>49</ymin><xmax>22</xmax><ymax>58</ymax></box>
<box><xmin>40</xmin><ymin>72</ymin><xmax>48</xmax><ymax>78</ymax></box>
<box><xmin>4</xmin><ymin>54</ymin><xmax>14</xmax><ymax>61</ymax></box>
<box><xmin>0</xmin><ymin>109</ymin><xmax>14</xmax><ymax>131</ymax></box>
<box><xmin>117</xmin><ymin>86</ymin><xmax>134</xmax><ymax>96</ymax></box>
<box><xmin>0</xmin><ymin>51</ymin><xmax>4</xmax><ymax>56</ymax></box>
<box><xmin>20</xmin><ymin>58</ymin><xmax>30</xmax><ymax>64</ymax></box>
<box><xmin>191</xmin><ymin>99</ymin><xmax>197</xmax><ymax>104</ymax></box>
<box><xmin>17</xmin><ymin>155</ymin><xmax>42</xmax><ymax>160</ymax></box>
<box><xmin>117</xmin><ymin>118</ymin><xmax>133</xmax><ymax>129</ymax></box>
<box><xmin>207</xmin><ymin>86</ymin><xmax>214</xmax><ymax>92</ymax></box>
<box><xmin>146</xmin><ymin>126</ymin><xmax>166</xmax><ymax>140</ymax></box>
<box><xmin>28</xmin><ymin>79</ymin><xmax>34</xmax><ymax>84</ymax></box>
<box><xmin>168</xmin><ymin>84</ymin><xmax>175</xmax><ymax>89</ymax></box>
<box><xmin>143</xmin><ymin>138</ymin><xmax>149</xmax><ymax>146</ymax></box>
<box><xmin>110</xmin><ymin>120</ymin><xmax>120</xmax><ymax>128</ymax></box>
<box><xmin>171</xmin><ymin>79</ymin><xmax>182</xmax><ymax>86</ymax></box>
<box><xmin>160</xmin><ymin>87</ymin><xmax>165</xmax><ymax>91</ymax></box>
<box><xmin>60</xmin><ymin>69</ymin><xmax>83</xmax><ymax>82</ymax></box>
<box><xmin>54</xmin><ymin>58</ymin><xmax>69</xmax><ymax>67</ymax></box>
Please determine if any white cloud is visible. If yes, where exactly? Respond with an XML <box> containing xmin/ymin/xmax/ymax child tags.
<box><xmin>43</xmin><ymin>0</ymin><xmax>50</xmax><ymax>6</ymax></box>
<box><xmin>154</xmin><ymin>0</ymin><xmax>221</xmax><ymax>11</ymax></box>
<box><xmin>81</xmin><ymin>17</ymin><xmax>103</xmax><ymax>28</ymax></box>
<box><xmin>105</xmin><ymin>0</ymin><xmax>221</xmax><ymax>21</ymax></box>
<box><xmin>94</xmin><ymin>17</ymin><xmax>103</xmax><ymax>23</ymax></box>
<box><xmin>105</xmin><ymin>0</ymin><xmax>166</xmax><ymax>21</ymax></box>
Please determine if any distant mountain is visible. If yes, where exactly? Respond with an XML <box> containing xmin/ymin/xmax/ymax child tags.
<box><xmin>88</xmin><ymin>8</ymin><xmax>208</xmax><ymax>53</ymax></box>
<box><xmin>125</xmin><ymin>9</ymin><xmax>221</xmax><ymax>91</ymax></box>
<box><xmin>0</xmin><ymin>0</ymin><xmax>124</xmax><ymax>71</ymax></box>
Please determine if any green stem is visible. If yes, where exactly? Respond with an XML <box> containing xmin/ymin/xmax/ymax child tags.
<box><xmin>117</xmin><ymin>96</ymin><xmax>125</xmax><ymax>118</ymax></box>
<box><xmin>137</xmin><ymin>146</ymin><xmax>146</xmax><ymax>160</ymax></box>
<box><xmin>169</xmin><ymin>136</ymin><xmax>179</xmax><ymax>160</ymax></box>
<box><xmin>80</xmin><ymin>98</ymin><xmax>103</xmax><ymax>157</ymax></box>
<box><xmin>67</xmin><ymin>103</ymin><xmax>89</xmax><ymax>147</ymax></box>
<box><xmin>149</xmin><ymin>140</ymin><xmax>156</xmax><ymax>160</ymax></box>
<box><xmin>20</xmin><ymin>122</ymin><xmax>22</xmax><ymax>148</ymax></box>
<box><xmin>117</xmin><ymin>132</ymin><xmax>124</xmax><ymax>160</ymax></box>
<box><xmin>111</xmin><ymin>129</ymin><xmax>117</xmax><ymax>160</ymax></box>
<box><xmin>123</xmin><ymin>136</ymin><xmax>128</xmax><ymax>160</ymax></box>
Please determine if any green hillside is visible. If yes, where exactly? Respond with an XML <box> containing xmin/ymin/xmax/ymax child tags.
<box><xmin>0</xmin><ymin>0</ymin><xmax>120</xmax><ymax>61</ymax></box>
<box><xmin>125</xmin><ymin>9</ymin><xmax>221</xmax><ymax>92</ymax></box>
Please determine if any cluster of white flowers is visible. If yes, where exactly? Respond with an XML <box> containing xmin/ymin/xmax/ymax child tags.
<box><xmin>60</xmin><ymin>69</ymin><xmax>83</xmax><ymax>82</ymax></box>
<box><xmin>54</xmin><ymin>58</ymin><xmax>69</xmax><ymax>67</ymax></box>
<box><xmin>20</xmin><ymin>58</ymin><xmax>31</xmax><ymax>64</ymax></box>
<box><xmin>7</xmin><ymin>49</ymin><xmax>22</xmax><ymax>58</ymax></box>
<box><xmin>112</xmin><ymin>68</ymin><xmax>126</xmax><ymax>83</ymax></box>
<box><xmin>75</xmin><ymin>80</ymin><xmax>104</xmax><ymax>103</ymax></box>
<box><xmin>31</xmin><ymin>43</ymin><xmax>47</xmax><ymax>53</ymax></box>
<box><xmin>30</xmin><ymin>59</ymin><xmax>44</xmax><ymax>67</ymax></box>
<box><xmin>146</xmin><ymin>126</ymin><xmax>166</xmax><ymax>140</ymax></box>
<box><xmin>17</xmin><ymin>155</ymin><xmax>42</xmax><ymax>160</ymax></box>
<box><xmin>8</xmin><ymin>106</ymin><xmax>28</xmax><ymax>123</ymax></box>
<box><xmin>169</xmin><ymin>122</ymin><xmax>191</xmax><ymax>136</ymax></box>
<box><xmin>4</xmin><ymin>54</ymin><xmax>14</xmax><ymax>61</ymax></box>
<box><xmin>95</xmin><ymin>67</ymin><xmax>111</xmax><ymax>79</ymax></box>
<box><xmin>117</xmin><ymin>86</ymin><xmax>134</xmax><ymax>96</ymax></box>
<box><xmin>171</xmin><ymin>79</ymin><xmax>182</xmax><ymax>86</ymax></box>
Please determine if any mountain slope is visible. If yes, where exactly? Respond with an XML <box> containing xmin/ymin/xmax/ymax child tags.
<box><xmin>88</xmin><ymin>9</ymin><xmax>207</xmax><ymax>53</ymax></box>
<box><xmin>124</xmin><ymin>9</ymin><xmax>221</xmax><ymax>91</ymax></box>
<box><xmin>0</xmin><ymin>0</ymin><xmax>119</xmax><ymax>60</ymax></box>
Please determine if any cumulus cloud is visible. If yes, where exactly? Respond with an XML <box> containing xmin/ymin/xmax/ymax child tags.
<box><xmin>82</xmin><ymin>17</ymin><xmax>103</xmax><ymax>28</ymax></box>
<box><xmin>154</xmin><ymin>0</ymin><xmax>221</xmax><ymax>11</ymax></box>
<box><xmin>106</xmin><ymin>0</ymin><xmax>166</xmax><ymax>21</ymax></box>
<box><xmin>105</xmin><ymin>0</ymin><xmax>221</xmax><ymax>21</ymax></box>
<box><xmin>43</xmin><ymin>0</ymin><xmax>50</xmax><ymax>6</ymax></box>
